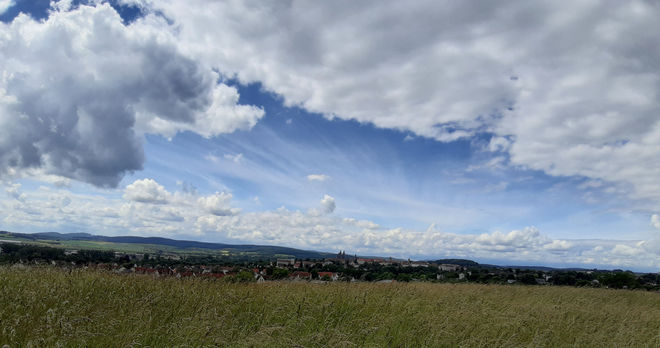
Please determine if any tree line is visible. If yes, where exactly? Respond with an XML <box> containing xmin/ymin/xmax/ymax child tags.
<box><xmin>1</xmin><ymin>242</ymin><xmax>658</xmax><ymax>290</ymax></box>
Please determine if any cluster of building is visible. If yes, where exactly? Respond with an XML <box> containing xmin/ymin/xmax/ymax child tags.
<box><xmin>275</xmin><ymin>251</ymin><xmax>450</xmax><ymax>269</ymax></box>
<box><xmin>75</xmin><ymin>250</ymin><xmax>466</xmax><ymax>282</ymax></box>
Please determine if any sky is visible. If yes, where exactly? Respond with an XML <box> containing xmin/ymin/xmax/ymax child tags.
<box><xmin>1</xmin><ymin>0</ymin><xmax>659</xmax><ymax>271</ymax></box>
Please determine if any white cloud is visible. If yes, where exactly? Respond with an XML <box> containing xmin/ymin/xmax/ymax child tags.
<box><xmin>488</xmin><ymin>137</ymin><xmax>511</xmax><ymax>153</ymax></box>
<box><xmin>3</xmin><ymin>1</ymin><xmax>658</xmax><ymax>215</ymax></box>
<box><xmin>0</xmin><ymin>0</ymin><xmax>14</xmax><ymax>15</ymax></box>
<box><xmin>467</xmin><ymin>157</ymin><xmax>507</xmax><ymax>172</ymax></box>
<box><xmin>4</xmin><ymin>182</ymin><xmax>24</xmax><ymax>202</ymax></box>
<box><xmin>481</xmin><ymin>181</ymin><xmax>509</xmax><ymax>194</ymax></box>
<box><xmin>32</xmin><ymin>174</ymin><xmax>72</xmax><ymax>188</ymax></box>
<box><xmin>544</xmin><ymin>239</ymin><xmax>574</xmax><ymax>251</ymax></box>
<box><xmin>123</xmin><ymin>178</ymin><xmax>170</xmax><ymax>204</ymax></box>
<box><xmin>320</xmin><ymin>194</ymin><xmax>336</xmax><ymax>214</ymax></box>
<box><xmin>652</xmin><ymin>214</ymin><xmax>660</xmax><ymax>229</ymax></box>
<box><xmin>130</xmin><ymin>1</ymin><xmax>660</xmax><ymax>211</ymax></box>
<box><xmin>116</xmin><ymin>0</ymin><xmax>150</xmax><ymax>8</ymax></box>
<box><xmin>2</xmin><ymin>1</ymin><xmax>660</xmax><ymax>270</ymax></box>
<box><xmin>475</xmin><ymin>227</ymin><xmax>543</xmax><ymax>247</ymax></box>
<box><xmin>205</xmin><ymin>154</ymin><xmax>220</xmax><ymax>163</ymax></box>
<box><xmin>343</xmin><ymin>217</ymin><xmax>379</xmax><ymax>229</ymax></box>
<box><xmin>0</xmin><ymin>2</ymin><xmax>263</xmax><ymax>187</ymax></box>
<box><xmin>224</xmin><ymin>153</ymin><xmax>243</xmax><ymax>164</ymax></box>
<box><xmin>307</xmin><ymin>174</ymin><xmax>330</xmax><ymax>182</ymax></box>
<box><xmin>2</xmin><ymin>179</ymin><xmax>658</xmax><ymax>269</ymax></box>
<box><xmin>197</xmin><ymin>192</ymin><xmax>240</xmax><ymax>216</ymax></box>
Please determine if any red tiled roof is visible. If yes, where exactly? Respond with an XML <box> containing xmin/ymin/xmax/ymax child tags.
<box><xmin>290</xmin><ymin>271</ymin><xmax>311</xmax><ymax>278</ymax></box>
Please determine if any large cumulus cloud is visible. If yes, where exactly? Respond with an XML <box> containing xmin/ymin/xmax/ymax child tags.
<box><xmin>128</xmin><ymin>0</ymin><xmax>660</xmax><ymax>209</ymax></box>
<box><xmin>123</xmin><ymin>178</ymin><xmax>170</xmax><ymax>204</ymax></box>
<box><xmin>5</xmin><ymin>0</ymin><xmax>660</xmax><ymax>208</ymax></box>
<box><xmin>0</xmin><ymin>2</ymin><xmax>263</xmax><ymax>187</ymax></box>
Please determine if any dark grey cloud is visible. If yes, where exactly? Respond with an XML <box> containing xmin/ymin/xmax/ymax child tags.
<box><xmin>0</xmin><ymin>2</ymin><xmax>263</xmax><ymax>187</ymax></box>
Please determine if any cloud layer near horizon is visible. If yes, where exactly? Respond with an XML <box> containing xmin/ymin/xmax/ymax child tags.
<box><xmin>2</xmin><ymin>177</ymin><xmax>659</xmax><ymax>270</ymax></box>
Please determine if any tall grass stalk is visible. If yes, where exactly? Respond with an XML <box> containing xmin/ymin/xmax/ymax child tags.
<box><xmin>1</xmin><ymin>266</ymin><xmax>658</xmax><ymax>347</ymax></box>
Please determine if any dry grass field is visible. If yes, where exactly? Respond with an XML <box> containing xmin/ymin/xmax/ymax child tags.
<box><xmin>1</xmin><ymin>266</ymin><xmax>659</xmax><ymax>347</ymax></box>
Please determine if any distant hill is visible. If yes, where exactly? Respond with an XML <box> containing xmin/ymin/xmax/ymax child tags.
<box><xmin>0</xmin><ymin>231</ymin><xmax>600</xmax><ymax>271</ymax></box>
<box><xmin>428</xmin><ymin>259</ymin><xmax>596</xmax><ymax>271</ymax></box>
<box><xmin>504</xmin><ymin>265</ymin><xmax>593</xmax><ymax>272</ymax></box>
<box><xmin>431</xmin><ymin>259</ymin><xmax>480</xmax><ymax>267</ymax></box>
<box><xmin>0</xmin><ymin>231</ymin><xmax>334</xmax><ymax>260</ymax></box>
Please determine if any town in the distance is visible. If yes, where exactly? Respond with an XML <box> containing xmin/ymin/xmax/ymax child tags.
<box><xmin>1</xmin><ymin>232</ymin><xmax>658</xmax><ymax>290</ymax></box>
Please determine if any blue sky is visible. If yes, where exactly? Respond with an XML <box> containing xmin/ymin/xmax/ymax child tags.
<box><xmin>1</xmin><ymin>0</ymin><xmax>659</xmax><ymax>271</ymax></box>
<box><xmin>133</xmin><ymin>82</ymin><xmax>636</xmax><ymax>239</ymax></box>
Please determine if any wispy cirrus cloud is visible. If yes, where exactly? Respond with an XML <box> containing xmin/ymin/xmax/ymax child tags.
<box><xmin>130</xmin><ymin>0</ymin><xmax>660</xmax><ymax>213</ymax></box>
<box><xmin>307</xmin><ymin>174</ymin><xmax>330</xmax><ymax>182</ymax></box>
<box><xmin>4</xmin><ymin>0</ymin><xmax>660</xmax><ymax>212</ymax></box>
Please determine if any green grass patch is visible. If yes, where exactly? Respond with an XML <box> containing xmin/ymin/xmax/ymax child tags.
<box><xmin>1</xmin><ymin>266</ymin><xmax>659</xmax><ymax>347</ymax></box>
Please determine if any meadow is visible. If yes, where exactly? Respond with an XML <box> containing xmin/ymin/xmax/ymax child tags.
<box><xmin>1</xmin><ymin>266</ymin><xmax>659</xmax><ymax>347</ymax></box>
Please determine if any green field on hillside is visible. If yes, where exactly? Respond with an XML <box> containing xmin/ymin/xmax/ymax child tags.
<box><xmin>0</xmin><ymin>232</ymin><xmax>262</xmax><ymax>259</ymax></box>
<box><xmin>0</xmin><ymin>232</ymin><xmax>196</xmax><ymax>255</ymax></box>
<box><xmin>1</xmin><ymin>266</ymin><xmax>659</xmax><ymax>347</ymax></box>
<box><xmin>0</xmin><ymin>231</ymin><xmax>320</xmax><ymax>260</ymax></box>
